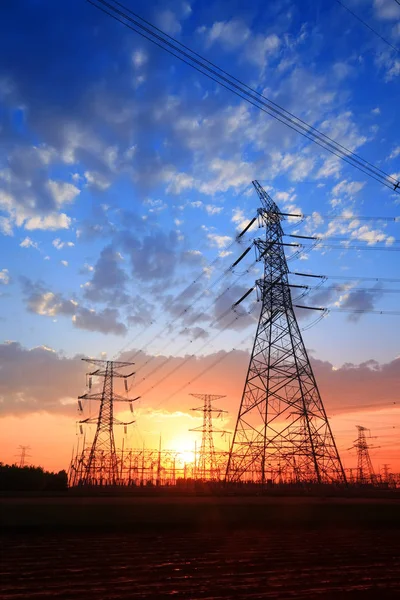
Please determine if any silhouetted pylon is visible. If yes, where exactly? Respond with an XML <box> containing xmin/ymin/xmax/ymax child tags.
<box><xmin>77</xmin><ymin>359</ymin><xmax>138</xmax><ymax>485</ymax></box>
<box><xmin>189</xmin><ymin>393</ymin><xmax>228</xmax><ymax>480</ymax></box>
<box><xmin>353</xmin><ymin>425</ymin><xmax>376</xmax><ymax>484</ymax></box>
<box><xmin>225</xmin><ymin>181</ymin><xmax>346</xmax><ymax>485</ymax></box>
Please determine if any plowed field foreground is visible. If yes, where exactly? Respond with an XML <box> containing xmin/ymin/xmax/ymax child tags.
<box><xmin>1</xmin><ymin>497</ymin><xmax>400</xmax><ymax>598</ymax></box>
<box><xmin>2</xmin><ymin>529</ymin><xmax>400</xmax><ymax>599</ymax></box>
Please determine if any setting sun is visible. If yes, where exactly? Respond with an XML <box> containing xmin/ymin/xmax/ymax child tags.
<box><xmin>167</xmin><ymin>437</ymin><xmax>197</xmax><ymax>464</ymax></box>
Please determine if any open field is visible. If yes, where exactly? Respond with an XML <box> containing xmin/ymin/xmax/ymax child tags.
<box><xmin>1</xmin><ymin>497</ymin><xmax>400</xmax><ymax>598</ymax></box>
<box><xmin>2</xmin><ymin>494</ymin><xmax>400</xmax><ymax>531</ymax></box>
<box><xmin>2</xmin><ymin>528</ymin><xmax>400</xmax><ymax>599</ymax></box>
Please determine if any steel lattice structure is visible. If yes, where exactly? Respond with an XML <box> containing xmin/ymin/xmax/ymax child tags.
<box><xmin>190</xmin><ymin>393</ymin><xmax>228</xmax><ymax>480</ymax></box>
<box><xmin>225</xmin><ymin>181</ymin><xmax>346</xmax><ymax>485</ymax></box>
<box><xmin>354</xmin><ymin>425</ymin><xmax>376</xmax><ymax>484</ymax></box>
<box><xmin>68</xmin><ymin>445</ymin><xmax>231</xmax><ymax>487</ymax></box>
<box><xmin>77</xmin><ymin>359</ymin><xmax>137</xmax><ymax>485</ymax></box>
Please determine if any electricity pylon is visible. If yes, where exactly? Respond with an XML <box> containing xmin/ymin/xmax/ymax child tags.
<box><xmin>16</xmin><ymin>445</ymin><xmax>31</xmax><ymax>468</ymax></box>
<box><xmin>226</xmin><ymin>181</ymin><xmax>346</xmax><ymax>485</ymax></box>
<box><xmin>189</xmin><ymin>393</ymin><xmax>228</xmax><ymax>480</ymax></box>
<box><xmin>353</xmin><ymin>425</ymin><xmax>376</xmax><ymax>485</ymax></box>
<box><xmin>78</xmin><ymin>359</ymin><xmax>138</xmax><ymax>485</ymax></box>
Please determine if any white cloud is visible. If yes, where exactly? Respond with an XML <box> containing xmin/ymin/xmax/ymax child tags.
<box><xmin>46</xmin><ymin>180</ymin><xmax>80</xmax><ymax>206</ymax></box>
<box><xmin>52</xmin><ymin>238</ymin><xmax>74</xmax><ymax>250</ymax></box>
<box><xmin>231</xmin><ymin>207</ymin><xmax>258</xmax><ymax>233</ymax></box>
<box><xmin>199</xmin><ymin>158</ymin><xmax>256</xmax><ymax>195</ymax></box>
<box><xmin>0</xmin><ymin>216</ymin><xmax>13</xmax><ymax>236</ymax></box>
<box><xmin>198</xmin><ymin>19</ymin><xmax>280</xmax><ymax>68</ymax></box>
<box><xmin>332</xmin><ymin>62</ymin><xmax>353</xmax><ymax>81</ymax></box>
<box><xmin>388</xmin><ymin>146</ymin><xmax>400</xmax><ymax>160</ymax></box>
<box><xmin>156</xmin><ymin>9</ymin><xmax>182</xmax><ymax>35</ymax></box>
<box><xmin>24</xmin><ymin>213</ymin><xmax>71</xmax><ymax>231</ymax></box>
<box><xmin>0</xmin><ymin>268</ymin><xmax>10</xmax><ymax>285</ymax></box>
<box><xmin>350</xmin><ymin>225</ymin><xmax>392</xmax><ymax>245</ymax></box>
<box><xmin>84</xmin><ymin>170</ymin><xmax>111</xmax><ymax>191</ymax></box>
<box><xmin>166</xmin><ymin>171</ymin><xmax>195</xmax><ymax>194</ymax></box>
<box><xmin>331</xmin><ymin>179</ymin><xmax>366</xmax><ymax>198</ymax></box>
<box><xmin>374</xmin><ymin>0</ymin><xmax>400</xmax><ymax>21</ymax></box>
<box><xmin>207</xmin><ymin>233</ymin><xmax>232</xmax><ymax>248</ymax></box>
<box><xmin>272</xmin><ymin>152</ymin><xmax>315</xmax><ymax>182</ymax></box>
<box><xmin>386</xmin><ymin>59</ymin><xmax>400</xmax><ymax>80</ymax></box>
<box><xmin>132</xmin><ymin>49</ymin><xmax>148</xmax><ymax>68</ymax></box>
<box><xmin>60</xmin><ymin>260</ymin><xmax>68</xmax><ymax>267</ymax></box>
<box><xmin>371</xmin><ymin>107</ymin><xmax>381</xmax><ymax>115</ymax></box>
<box><xmin>20</xmin><ymin>237</ymin><xmax>38</xmax><ymax>249</ymax></box>
<box><xmin>199</xmin><ymin>19</ymin><xmax>250</xmax><ymax>49</ymax></box>
<box><xmin>205</xmin><ymin>204</ymin><xmax>223</xmax><ymax>215</ymax></box>
<box><xmin>0</xmin><ymin>177</ymin><xmax>73</xmax><ymax>233</ymax></box>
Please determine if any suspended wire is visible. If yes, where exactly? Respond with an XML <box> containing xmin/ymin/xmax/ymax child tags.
<box><xmin>300</xmin><ymin>311</ymin><xmax>328</xmax><ymax>331</ymax></box>
<box><xmin>114</xmin><ymin>238</ymin><xmax>240</xmax><ymax>362</ymax></box>
<box><xmin>152</xmin><ymin>307</ymin><xmax>259</xmax><ymax>411</ymax></box>
<box><xmin>290</xmin><ymin>271</ymin><xmax>400</xmax><ymax>283</ymax></box>
<box><xmin>138</xmin><ymin>303</ymin><xmax>255</xmax><ymax>402</ymax></box>
<box><xmin>87</xmin><ymin>0</ymin><xmax>400</xmax><ymax>193</ymax></box>
<box><xmin>301</xmin><ymin>284</ymin><xmax>400</xmax><ymax>294</ymax></box>
<box><xmin>295</xmin><ymin>242</ymin><xmax>400</xmax><ymax>252</ymax></box>
<box><xmin>287</xmin><ymin>233</ymin><xmax>400</xmax><ymax>244</ymax></box>
<box><xmin>295</xmin><ymin>304</ymin><xmax>400</xmax><ymax>316</ymax></box>
<box><xmin>116</xmin><ymin>183</ymin><xmax>256</xmax><ymax>361</ymax></box>
<box><xmin>335</xmin><ymin>0</ymin><xmax>400</xmax><ymax>53</ymax></box>
<box><xmin>279</xmin><ymin>211</ymin><xmax>399</xmax><ymax>221</ymax></box>
<box><xmin>132</xmin><ymin>260</ymin><xmax>258</xmax><ymax>384</ymax></box>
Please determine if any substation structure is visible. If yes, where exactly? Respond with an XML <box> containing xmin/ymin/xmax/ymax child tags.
<box><xmin>68</xmin><ymin>446</ymin><xmax>229</xmax><ymax>487</ymax></box>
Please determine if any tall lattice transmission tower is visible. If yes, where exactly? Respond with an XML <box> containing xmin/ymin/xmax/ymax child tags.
<box><xmin>353</xmin><ymin>425</ymin><xmax>376</xmax><ymax>485</ymax></box>
<box><xmin>189</xmin><ymin>393</ymin><xmax>228</xmax><ymax>480</ymax></box>
<box><xmin>226</xmin><ymin>181</ymin><xmax>346</xmax><ymax>485</ymax></box>
<box><xmin>77</xmin><ymin>359</ymin><xmax>138</xmax><ymax>485</ymax></box>
<box><xmin>16</xmin><ymin>445</ymin><xmax>31</xmax><ymax>468</ymax></box>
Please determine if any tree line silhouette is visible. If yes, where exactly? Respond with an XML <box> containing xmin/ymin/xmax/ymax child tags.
<box><xmin>0</xmin><ymin>463</ymin><xmax>67</xmax><ymax>491</ymax></box>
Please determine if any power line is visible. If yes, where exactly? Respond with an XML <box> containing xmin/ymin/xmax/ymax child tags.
<box><xmin>280</xmin><ymin>211</ymin><xmax>399</xmax><ymax>221</ymax></box>
<box><xmin>335</xmin><ymin>0</ymin><xmax>399</xmax><ymax>54</ymax></box>
<box><xmin>295</xmin><ymin>304</ymin><xmax>400</xmax><ymax>316</ymax></box>
<box><xmin>295</xmin><ymin>284</ymin><xmax>400</xmax><ymax>294</ymax></box>
<box><xmin>290</xmin><ymin>272</ymin><xmax>400</xmax><ymax>283</ymax></box>
<box><xmin>86</xmin><ymin>0</ymin><xmax>400</xmax><ymax>193</ymax></box>
<box><xmin>287</xmin><ymin>233</ymin><xmax>400</xmax><ymax>244</ymax></box>
<box><xmin>292</xmin><ymin>242</ymin><xmax>400</xmax><ymax>251</ymax></box>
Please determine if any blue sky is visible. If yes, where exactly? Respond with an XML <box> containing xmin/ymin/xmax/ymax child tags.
<box><xmin>0</xmin><ymin>0</ymin><xmax>399</xmax><ymax>452</ymax></box>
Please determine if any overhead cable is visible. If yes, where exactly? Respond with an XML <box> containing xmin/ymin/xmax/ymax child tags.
<box><xmin>294</xmin><ymin>304</ymin><xmax>400</xmax><ymax>316</ymax></box>
<box><xmin>86</xmin><ymin>0</ymin><xmax>400</xmax><ymax>193</ymax></box>
<box><xmin>287</xmin><ymin>233</ymin><xmax>400</xmax><ymax>244</ymax></box>
<box><xmin>290</xmin><ymin>272</ymin><xmax>400</xmax><ymax>283</ymax></box>
<box><xmin>279</xmin><ymin>212</ymin><xmax>399</xmax><ymax>221</ymax></box>
<box><xmin>335</xmin><ymin>0</ymin><xmax>399</xmax><ymax>54</ymax></box>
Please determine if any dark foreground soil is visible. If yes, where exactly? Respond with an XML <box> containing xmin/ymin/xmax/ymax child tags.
<box><xmin>1</xmin><ymin>497</ymin><xmax>400</xmax><ymax>598</ymax></box>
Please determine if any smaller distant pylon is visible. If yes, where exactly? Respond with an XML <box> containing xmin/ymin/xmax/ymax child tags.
<box><xmin>189</xmin><ymin>393</ymin><xmax>228</xmax><ymax>480</ymax></box>
<box><xmin>351</xmin><ymin>425</ymin><xmax>376</xmax><ymax>485</ymax></box>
